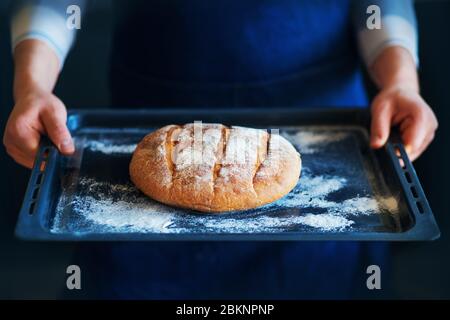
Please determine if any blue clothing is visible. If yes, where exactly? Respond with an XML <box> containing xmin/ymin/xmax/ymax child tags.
<box><xmin>113</xmin><ymin>0</ymin><xmax>356</xmax><ymax>83</ymax></box>
<box><xmin>66</xmin><ymin>1</ymin><xmax>390</xmax><ymax>300</ymax></box>
<box><xmin>79</xmin><ymin>242</ymin><xmax>382</xmax><ymax>299</ymax></box>
<box><xmin>11</xmin><ymin>0</ymin><xmax>418</xmax><ymax>68</ymax></box>
<box><xmin>110</xmin><ymin>0</ymin><xmax>369</xmax><ymax>108</ymax></box>
<box><xmin>110</xmin><ymin>52</ymin><xmax>368</xmax><ymax>109</ymax></box>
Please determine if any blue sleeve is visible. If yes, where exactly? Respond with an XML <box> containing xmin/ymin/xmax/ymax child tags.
<box><xmin>10</xmin><ymin>0</ymin><xmax>86</xmax><ymax>67</ymax></box>
<box><xmin>352</xmin><ymin>0</ymin><xmax>419</xmax><ymax>67</ymax></box>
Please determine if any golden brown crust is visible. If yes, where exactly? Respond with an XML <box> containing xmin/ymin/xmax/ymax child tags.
<box><xmin>129</xmin><ymin>123</ymin><xmax>301</xmax><ymax>212</ymax></box>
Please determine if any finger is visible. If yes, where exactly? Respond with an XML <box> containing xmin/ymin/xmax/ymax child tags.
<box><xmin>370</xmin><ymin>98</ymin><xmax>393</xmax><ymax>149</ymax></box>
<box><xmin>4</xmin><ymin>117</ymin><xmax>41</xmax><ymax>159</ymax></box>
<box><xmin>40</xmin><ymin>105</ymin><xmax>74</xmax><ymax>155</ymax></box>
<box><xmin>13</xmin><ymin>153</ymin><xmax>34</xmax><ymax>169</ymax></box>
<box><xmin>401</xmin><ymin>114</ymin><xmax>428</xmax><ymax>160</ymax></box>
<box><xmin>9</xmin><ymin>139</ymin><xmax>40</xmax><ymax>166</ymax></box>
<box><xmin>409</xmin><ymin>131</ymin><xmax>435</xmax><ymax>161</ymax></box>
<box><xmin>5</xmin><ymin>144</ymin><xmax>34</xmax><ymax>168</ymax></box>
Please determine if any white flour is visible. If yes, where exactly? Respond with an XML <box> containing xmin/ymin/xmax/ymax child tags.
<box><xmin>84</xmin><ymin>140</ymin><xmax>137</xmax><ymax>154</ymax></box>
<box><xmin>189</xmin><ymin>213</ymin><xmax>354</xmax><ymax>233</ymax></box>
<box><xmin>297</xmin><ymin>214</ymin><xmax>354</xmax><ymax>231</ymax></box>
<box><xmin>73</xmin><ymin>196</ymin><xmax>175</xmax><ymax>233</ymax></box>
<box><xmin>52</xmin><ymin>173</ymin><xmax>398</xmax><ymax>234</ymax></box>
<box><xmin>284</xmin><ymin>131</ymin><xmax>348</xmax><ymax>154</ymax></box>
<box><xmin>334</xmin><ymin>197</ymin><xmax>379</xmax><ymax>215</ymax></box>
<box><xmin>51</xmin><ymin>128</ymin><xmax>399</xmax><ymax>234</ymax></box>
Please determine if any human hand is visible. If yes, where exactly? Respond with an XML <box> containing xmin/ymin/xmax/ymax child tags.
<box><xmin>3</xmin><ymin>88</ymin><xmax>74</xmax><ymax>168</ymax></box>
<box><xmin>370</xmin><ymin>86</ymin><xmax>438</xmax><ymax>161</ymax></box>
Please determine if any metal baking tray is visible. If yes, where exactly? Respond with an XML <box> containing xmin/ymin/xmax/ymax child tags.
<box><xmin>15</xmin><ymin>108</ymin><xmax>440</xmax><ymax>241</ymax></box>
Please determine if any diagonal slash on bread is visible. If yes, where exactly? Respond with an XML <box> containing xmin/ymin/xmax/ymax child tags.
<box><xmin>130</xmin><ymin>123</ymin><xmax>301</xmax><ymax>213</ymax></box>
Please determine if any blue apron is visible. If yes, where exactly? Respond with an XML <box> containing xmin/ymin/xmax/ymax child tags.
<box><xmin>73</xmin><ymin>0</ymin><xmax>389</xmax><ymax>299</ymax></box>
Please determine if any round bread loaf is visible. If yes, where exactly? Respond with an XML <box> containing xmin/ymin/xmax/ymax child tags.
<box><xmin>129</xmin><ymin>123</ymin><xmax>301</xmax><ymax>212</ymax></box>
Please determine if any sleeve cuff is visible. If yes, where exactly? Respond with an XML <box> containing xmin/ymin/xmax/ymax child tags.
<box><xmin>357</xmin><ymin>15</ymin><xmax>419</xmax><ymax>67</ymax></box>
<box><xmin>11</xmin><ymin>4</ymin><xmax>77</xmax><ymax>68</ymax></box>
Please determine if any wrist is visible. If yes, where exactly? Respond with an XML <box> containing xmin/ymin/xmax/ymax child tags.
<box><xmin>379</xmin><ymin>78</ymin><xmax>419</xmax><ymax>94</ymax></box>
<box><xmin>13</xmin><ymin>78</ymin><xmax>51</xmax><ymax>103</ymax></box>
<box><xmin>13</xmin><ymin>39</ymin><xmax>60</xmax><ymax>101</ymax></box>
<box><xmin>371</xmin><ymin>46</ymin><xmax>420</xmax><ymax>93</ymax></box>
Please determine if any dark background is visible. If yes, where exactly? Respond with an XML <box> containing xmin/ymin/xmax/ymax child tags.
<box><xmin>0</xmin><ymin>1</ymin><xmax>449</xmax><ymax>299</ymax></box>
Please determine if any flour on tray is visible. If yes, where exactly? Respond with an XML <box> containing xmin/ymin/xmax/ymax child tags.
<box><xmin>73</xmin><ymin>196</ymin><xmax>174</xmax><ymax>232</ymax></box>
<box><xmin>297</xmin><ymin>214</ymin><xmax>354</xmax><ymax>231</ymax></box>
<box><xmin>51</xmin><ymin>127</ymin><xmax>400</xmax><ymax>234</ymax></box>
<box><xmin>51</xmin><ymin>171</ymin><xmax>398</xmax><ymax>234</ymax></box>
<box><xmin>82</xmin><ymin>129</ymin><xmax>345</xmax><ymax>155</ymax></box>
<box><xmin>84</xmin><ymin>140</ymin><xmax>137</xmax><ymax>154</ymax></box>
<box><xmin>283</xmin><ymin>131</ymin><xmax>349</xmax><ymax>154</ymax></box>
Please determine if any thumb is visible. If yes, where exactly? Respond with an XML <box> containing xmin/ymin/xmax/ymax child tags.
<box><xmin>40</xmin><ymin>102</ymin><xmax>74</xmax><ymax>155</ymax></box>
<box><xmin>370</xmin><ymin>98</ymin><xmax>393</xmax><ymax>149</ymax></box>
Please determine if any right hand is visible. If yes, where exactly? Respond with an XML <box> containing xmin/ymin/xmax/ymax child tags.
<box><xmin>3</xmin><ymin>89</ymin><xmax>75</xmax><ymax>168</ymax></box>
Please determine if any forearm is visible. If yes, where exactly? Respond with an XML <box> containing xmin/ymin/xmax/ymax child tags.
<box><xmin>368</xmin><ymin>47</ymin><xmax>437</xmax><ymax>161</ymax></box>
<box><xmin>352</xmin><ymin>0</ymin><xmax>419</xmax><ymax>85</ymax></box>
<box><xmin>13</xmin><ymin>39</ymin><xmax>60</xmax><ymax>101</ymax></box>
<box><xmin>10</xmin><ymin>0</ymin><xmax>86</xmax><ymax>74</ymax></box>
<box><xmin>6</xmin><ymin>38</ymin><xmax>74</xmax><ymax>168</ymax></box>
<box><xmin>6</xmin><ymin>0</ymin><xmax>83</xmax><ymax>167</ymax></box>
<box><xmin>370</xmin><ymin>46</ymin><xmax>419</xmax><ymax>93</ymax></box>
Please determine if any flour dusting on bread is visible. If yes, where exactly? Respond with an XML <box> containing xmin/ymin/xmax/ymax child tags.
<box><xmin>129</xmin><ymin>123</ymin><xmax>301</xmax><ymax>212</ymax></box>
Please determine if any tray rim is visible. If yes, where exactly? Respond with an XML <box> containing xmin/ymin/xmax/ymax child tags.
<box><xmin>14</xmin><ymin>108</ymin><xmax>440</xmax><ymax>241</ymax></box>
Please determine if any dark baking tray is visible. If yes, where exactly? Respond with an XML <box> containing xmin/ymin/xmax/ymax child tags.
<box><xmin>14</xmin><ymin>108</ymin><xmax>440</xmax><ymax>241</ymax></box>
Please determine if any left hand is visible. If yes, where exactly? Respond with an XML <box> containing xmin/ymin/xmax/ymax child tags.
<box><xmin>370</xmin><ymin>86</ymin><xmax>438</xmax><ymax>161</ymax></box>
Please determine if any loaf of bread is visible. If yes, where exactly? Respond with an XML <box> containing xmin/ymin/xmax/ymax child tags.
<box><xmin>129</xmin><ymin>123</ymin><xmax>301</xmax><ymax>212</ymax></box>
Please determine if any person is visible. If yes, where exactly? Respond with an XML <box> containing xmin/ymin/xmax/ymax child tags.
<box><xmin>3</xmin><ymin>0</ymin><xmax>438</xmax><ymax>299</ymax></box>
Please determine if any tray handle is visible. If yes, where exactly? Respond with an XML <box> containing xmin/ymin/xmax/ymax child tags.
<box><xmin>385</xmin><ymin>133</ymin><xmax>436</xmax><ymax>228</ymax></box>
<box><xmin>15</xmin><ymin>134</ymin><xmax>69</xmax><ymax>239</ymax></box>
<box><xmin>22</xmin><ymin>136</ymin><xmax>56</xmax><ymax>216</ymax></box>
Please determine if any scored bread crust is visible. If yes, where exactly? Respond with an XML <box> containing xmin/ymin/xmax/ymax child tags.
<box><xmin>129</xmin><ymin>123</ymin><xmax>301</xmax><ymax>213</ymax></box>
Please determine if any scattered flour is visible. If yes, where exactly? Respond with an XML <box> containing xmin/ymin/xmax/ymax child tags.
<box><xmin>297</xmin><ymin>214</ymin><xmax>354</xmax><ymax>231</ymax></box>
<box><xmin>72</xmin><ymin>196</ymin><xmax>174</xmax><ymax>233</ymax></box>
<box><xmin>51</xmin><ymin>127</ymin><xmax>399</xmax><ymax>235</ymax></box>
<box><xmin>334</xmin><ymin>197</ymin><xmax>379</xmax><ymax>216</ymax></box>
<box><xmin>78</xmin><ymin>177</ymin><xmax>133</xmax><ymax>193</ymax></box>
<box><xmin>290</xmin><ymin>175</ymin><xmax>346</xmax><ymax>207</ymax></box>
<box><xmin>84</xmin><ymin>140</ymin><xmax>137</xmax><ymax>154</ymax></box>
<box><xmin>52</xmin><ymin>173</ymin><xmax>397</xmax><ymax>234</ymax></box>
<box><xmin>83</xmin><ymin>129</ymin><xmax>344</xmax><ymax>156</ymax></box>
<box><xmin>284</xmin><ymin>131</ymin><xmax>348</xmax><ymax>154</ymax></box>
<box><xmin>190</xmin><ymin>214</ymin><xmax>354</xmax><ymax>233</ymax></box>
